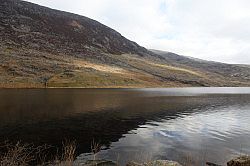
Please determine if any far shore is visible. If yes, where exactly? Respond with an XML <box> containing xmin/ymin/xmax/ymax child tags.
<box><xmin>1</xmin><ymin>86</ymin><xmax>250</xmax><ymax>89</ymax></box>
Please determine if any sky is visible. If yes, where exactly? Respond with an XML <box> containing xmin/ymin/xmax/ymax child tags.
<box><xmin>25</xmin><ymin>0</ymin><xmax>250</xmax><ymax>64</ymax></box>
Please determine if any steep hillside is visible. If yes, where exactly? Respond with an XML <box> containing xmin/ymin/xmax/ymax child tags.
<box><xmin>0</xmin><ymin>0</ymin><xmax>152</xmax><ymax>56</ymax></box>
<box><xmin>0</xmin><ymin>0</ymin><xmax>250</xmax><ymax>88</ymax></box>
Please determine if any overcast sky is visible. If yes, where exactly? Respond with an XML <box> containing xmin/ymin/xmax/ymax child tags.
<box><xmin>26</xmin><ymin>0</ymin><xmax>250</xmax><ymax>64</ymax></box>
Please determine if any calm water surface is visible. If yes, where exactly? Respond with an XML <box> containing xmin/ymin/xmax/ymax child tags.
<box><xmin>0</xmin><ymin>88</ymin><xmax>250</xmax><ymax>165</ymax></box>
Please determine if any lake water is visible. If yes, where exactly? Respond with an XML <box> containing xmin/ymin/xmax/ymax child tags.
<box><xmin>0</xmin><ymin>88</ymin><xmax>250</xmax><ymax>165</ymax></box>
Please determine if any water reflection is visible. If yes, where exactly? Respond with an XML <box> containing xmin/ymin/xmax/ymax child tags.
<box><xmin>0</xmin><ymin>88</ymin><xmax>250</xmax><ymax>165</ymax></box>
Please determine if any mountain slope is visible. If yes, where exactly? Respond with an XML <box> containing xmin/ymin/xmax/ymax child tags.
<box><xmin>0</xmin><ymin>0</ymin><xmax>250</xmax><ymax>88</ymax></box>
<box><xmin>151</xmin><ymin>49</ymin><xmax>250</xmax><ymax>81</ymax></box>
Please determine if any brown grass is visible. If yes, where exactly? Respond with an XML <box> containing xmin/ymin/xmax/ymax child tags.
<box><xmin>0</xmin><ymin>140</ymin><xmax>244</xmax><ymax>166</ymax></box>
<box><xmin>51</xmin><ymin>141</ymin><xmax>76</xmax><ymax>166</ymax></box>
<box><xmin>0</xmin><ymin>82</ymin><xmax>44</xmax><ymax>88</ymax></box>
<box><xmin>91</xmin><ymin>140</ymin><xmax>102</xmax><ymax>161</ymax></box>
<box><xmin>73</xmin><ymin>59</ymin><xmax>129</xmax><ymax>75</ymax></box>
<box><xmin>0</xmin><ymin>141</ymin><xmax>51</xmax><ymax>166</ymax></box>
<box><xmin>0</xmin><ymin>141</ymin><xmax>76</xmax><ymax>166</ymax></box>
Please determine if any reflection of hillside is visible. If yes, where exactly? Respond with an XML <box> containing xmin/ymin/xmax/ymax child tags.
<box><xmin>0</xmin><ymin>89</ymin><xmax>249</xmax><ymax>157</ymax></box>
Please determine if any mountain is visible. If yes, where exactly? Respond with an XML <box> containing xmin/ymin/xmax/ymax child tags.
<box><xmin>1</xmin><ymin>0</ymin><xmax>250</xmax><ymax>88</ymax></box>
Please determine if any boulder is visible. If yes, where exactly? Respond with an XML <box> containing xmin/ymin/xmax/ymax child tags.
<box><xmin>126</xmin><ymin>160</ymin><xmax>182</xmax><ymax>166</ymax></box>
<box><xmin>126</xmin><ymin>161</ymin><xmax>144</xmax><ymax>166</ymax></box>
<box><xmin>81</xmin><ymin>160</ymin><xmax>117</xmax><ymax>166</ymax></box>
<box><xmin>227</xmin><ymin>156</ymin><xmax>250</xmax><ymax>166</ymax></box>
<box><xmin>206</xmin><ymin>162</ymin><xmax>222</xmax><ymax>166</ymax></box>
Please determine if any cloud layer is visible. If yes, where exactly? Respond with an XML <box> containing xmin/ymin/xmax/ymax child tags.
<box><xmin>26</xmin><ymin>0</ymin><xmax>250</xmax><ymax>64</ymax></box>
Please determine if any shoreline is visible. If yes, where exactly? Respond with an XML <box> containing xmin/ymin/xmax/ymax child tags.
<box><xmin>1</xmin><ymin>86</ymin><xmax>250</xmax><ymax>89</ymax></box>
<box><xmin>0</xmin><ymin>141</ymin><xmax>249</xmax><ymax>166</ymax></box>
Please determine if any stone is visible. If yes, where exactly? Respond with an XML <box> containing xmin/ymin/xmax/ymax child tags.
<box><xmin>227</xmin><ymin>156</ymin><xmax>250</xmax><ymax>166</ymax></box>
<box><xmin>206</xmin><ymin>162</ymin><xmax>222</xmax><ymax>166</ymax></box>
<box><xmin>126</xmin><ymin>160</ymin><xmax>182</xmax><ymax>166</ymax></box>
<box><xmin>126</xmin><ymin>161</ymin><xmax>144</xmax><ymax>166</ymax></box>
<box><xmin>81</xmin><ymin>160</ymin><xmax>117</xmax><ymax>166</ymax></box>
<box><xmin>148</xmin><ymin>160</ymin><xmax>182</xmax><ymax>166</ymax></box>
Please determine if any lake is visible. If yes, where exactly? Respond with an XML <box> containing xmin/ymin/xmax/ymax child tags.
<box><xmin>0</xmin><ymin>88</ymin><xmax>250</xmax><ymax>165</ymax></box>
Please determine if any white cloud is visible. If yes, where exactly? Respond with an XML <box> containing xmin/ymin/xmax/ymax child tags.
<box><xmin>25</xmin><ymin>0</ymin><xmax>250</xmax><ymax>64</ymax></box>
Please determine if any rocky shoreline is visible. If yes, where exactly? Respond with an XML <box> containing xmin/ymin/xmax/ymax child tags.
<box><xmin>0</xmin><ymin>140</ymin><xmax>249</xmax><ymax>165</ymax></box>
<box><xmin>78</xmin><ymin>156</ymin><xmax>250</xmax><ymax>166</ymax></box>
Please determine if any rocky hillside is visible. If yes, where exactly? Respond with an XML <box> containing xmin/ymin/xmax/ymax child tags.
<box><xmin>0</xmin><ymin>0</ymin><xmax>250</xmax><ymax>88</ymax></box>
<box><xmin>0</xmin><ymin>0</ymin><xmax>152</xmax><ymax>56</ymax></box>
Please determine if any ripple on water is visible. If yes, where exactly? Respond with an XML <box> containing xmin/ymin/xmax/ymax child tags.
<box><xmin>94</xmin><ymin>99</ymin><xmax>250</xmax><ymax>165</ymax></box>
<box><xmin>0</xmin><ymin>88</ymin><xmax>250</xmax><ymax>165</ymax></box>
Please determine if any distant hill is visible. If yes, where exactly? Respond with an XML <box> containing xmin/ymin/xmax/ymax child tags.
<box><xmin>150</xmin><ymin>49</ymin><xmax>250</xmax><ymax>81</ymax></box>
<box><xmin>0</xmin><ymin>0</ymin><xmax>250</xmax><ymax>88</ymax></box>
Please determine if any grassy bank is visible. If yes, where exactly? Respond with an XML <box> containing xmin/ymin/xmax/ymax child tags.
<box><xmin>0</xmin><ymin>140</ymin><xmax>194</xmax><ymax>166</ymax></box>
<box><xmin>0</xmin><ymin>141</ymin><xmax>249</xmax><ymax>166</ymax></box>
